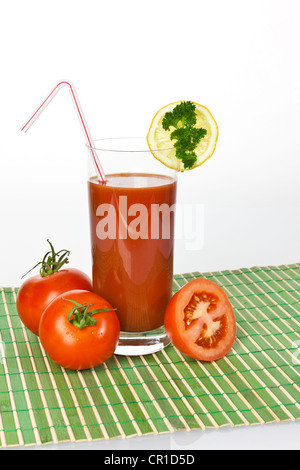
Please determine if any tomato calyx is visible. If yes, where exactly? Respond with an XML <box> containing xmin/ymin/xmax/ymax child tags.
<box><xmin>184</xmin><ymin>291</ymin><xmax>226</xmax><ymax>349</ymax></box>
<box><xmin>22</xmin><ymin>240</ymin><xmax>71</xmax><ymax>278</ymax></box>
<box><xmin>64</xmin><ymin>298</ymin><xmax>117</xmax><ymax>330</ymax></box>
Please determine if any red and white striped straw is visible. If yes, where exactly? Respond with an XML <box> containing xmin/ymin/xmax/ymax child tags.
<box><xmin>21</xmin><ymin>80</ymin><xmax>106</xmax><ymax>182</ymax></box>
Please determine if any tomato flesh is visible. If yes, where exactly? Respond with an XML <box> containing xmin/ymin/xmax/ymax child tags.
<box><xmin>184</xmin><ymin>291</ymin><xmax>227</xmax><ymax>348</ymax></box>
<box><xmin>165</xmin><ymin>279</ymin><xmax>236</xmax><ymax>361</ymax></box>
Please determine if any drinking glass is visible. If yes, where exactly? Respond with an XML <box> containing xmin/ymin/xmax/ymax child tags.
<box><xmin>87</xmin><ymin>138</ymin><xmax>177</xmax><ymax>355</ymax></box>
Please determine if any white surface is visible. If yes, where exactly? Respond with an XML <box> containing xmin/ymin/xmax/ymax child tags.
<box><xmin>9</xmin><ymin>421</ymin><xmax>300</xmax><ymax>451</ymax></box>
<box><xmin>0</xmin><ymin>0</ymin><xmax>299</xmax><ymax>450</ymax></box>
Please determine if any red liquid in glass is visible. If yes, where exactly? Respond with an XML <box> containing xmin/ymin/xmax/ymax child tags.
<box><xmin>88</xmin><ymin>173</ymin><xmax>177</xmax><ymax>332</ymax></box>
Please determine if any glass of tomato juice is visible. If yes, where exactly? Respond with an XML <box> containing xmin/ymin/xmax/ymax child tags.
<box><xmin>87</xmin><ymin>138</ymin><xmax>177</xmax><ymax>355</ymax></box>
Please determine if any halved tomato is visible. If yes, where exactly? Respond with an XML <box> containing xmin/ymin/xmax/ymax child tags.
<box><xmin>164</xmin><ymin>278</ymin><xmax>236</xmax><ymax>361</ymax></box>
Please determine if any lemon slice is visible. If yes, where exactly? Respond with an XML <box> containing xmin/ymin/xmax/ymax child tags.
<box><xmin>147</xmin><ymin>101</ymin><xmax>218</xmax><ymax>171</ymax></box>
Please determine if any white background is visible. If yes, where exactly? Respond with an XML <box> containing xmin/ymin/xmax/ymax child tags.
<box><xmin>0</xmin><ymin>0</ymin><xmax>299</xmax><ymax>449</ymax></box>
<box><xmin>1</xmin><ymin>0</ymin><xmax>300</xmax><ymax>286</ymax></box>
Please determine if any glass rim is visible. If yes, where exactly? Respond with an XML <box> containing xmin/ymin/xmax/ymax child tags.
<box><xmin>86</xmin><ymin>136</ymin><xmax>175</xmax><ymax>153</ymax></box>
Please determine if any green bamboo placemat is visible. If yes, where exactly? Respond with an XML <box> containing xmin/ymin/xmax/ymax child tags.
<box><xmin>0</xmin><ymin>263</ymin><xmax>300</xmax><ymax>447</ymax></box>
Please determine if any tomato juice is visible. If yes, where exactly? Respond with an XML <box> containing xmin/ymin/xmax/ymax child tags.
<box><xmin>88</xmin><ymin>173</ymin><xmax>177</xmax><ymax>332</ymax></box>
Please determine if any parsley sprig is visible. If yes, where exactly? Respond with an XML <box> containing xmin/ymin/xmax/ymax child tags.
<box><xmin>162</xmin><ymin>101</ymin><xmax>207</xmax><ymax>169</ymax></box>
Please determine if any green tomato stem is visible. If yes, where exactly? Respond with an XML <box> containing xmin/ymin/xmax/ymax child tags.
<box><xmin>21</xmin><ymin>240</ymin><xmax>70</xmax><ymax>279</ymax></box>
<box><xmin>63</xmin><ymin>298</ymin><xmax>116</xmax><ymax>330</ymax></box>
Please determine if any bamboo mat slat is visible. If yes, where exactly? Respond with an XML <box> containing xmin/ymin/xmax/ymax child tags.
<box><xmin>0</xmin><ymin>263</ymin><xmax>299</xmax><ymax>447</ymax></box>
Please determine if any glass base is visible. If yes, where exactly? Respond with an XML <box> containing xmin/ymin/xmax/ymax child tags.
<box><xmin>114</xmin><ymin>326</ymin><xmax>170</xmax><ymax>356</ymax></box>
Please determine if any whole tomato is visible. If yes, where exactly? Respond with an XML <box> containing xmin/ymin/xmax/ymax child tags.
<box><xmin>16</xmin><ymin>240</ymin><xmax>92</xmax><ymax>335</ymax></box>
<box><xmin>39</xmin><ymin>290</ymin><xmax>120</xmax><ymax>370</ymax></box>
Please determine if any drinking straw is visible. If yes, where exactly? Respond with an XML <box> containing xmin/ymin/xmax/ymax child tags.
<box><xmin>21</xmin><ymin>80</ymin><xmax>106</xmax><ymax>182</ymax></box>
